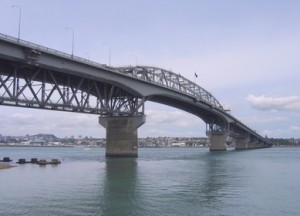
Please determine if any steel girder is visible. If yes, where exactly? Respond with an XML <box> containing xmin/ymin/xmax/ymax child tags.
<box><xmin>115</xmin><ymin>66</ymin><xmax>224</xmax><ymax>109</ymax></box>
<box><xmin>0</xmin><ymin>61</ymin><xmax>144</xmax><ymax>117</ymax></box>
<box><xmin>206</xmin><ymin>121</ymin><xmax>229</xmax><ymax>135</ymax></box>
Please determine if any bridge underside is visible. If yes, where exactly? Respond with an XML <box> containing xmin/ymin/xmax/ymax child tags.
<box><xmin>0</xmin><ymin>59</ymin><xmax>144</xmax><ymax>117</ymax></box>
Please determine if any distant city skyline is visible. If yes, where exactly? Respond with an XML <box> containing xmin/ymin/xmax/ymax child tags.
<box><xmin>1</xmin><ymin>0</ymin><xmax>300</xmax><ymax>138</ymax></box>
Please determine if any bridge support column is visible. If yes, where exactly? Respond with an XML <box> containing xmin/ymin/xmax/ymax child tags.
<box><xmin>209</xmin><ymin>132</ymin><xmax>228</xmax><ymax>151</ymax></box>
<box><xmin>235</xmin><ymin>138</ymin><xmax>249</xmax><ymax>150</ymax></box>
<box><xmin>99</xmin><ymin>116</ymin><xmax>146</xmax><ymax>157</ymax></box>
<box><xmin>247</xmin><ymin>141</ymin><xmax>261</xmax><ymax>149</ymax></box>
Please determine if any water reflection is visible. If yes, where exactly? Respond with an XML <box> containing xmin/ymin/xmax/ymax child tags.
<box><xmin>1</xmin><ymin>148</ymin><xmax>298</xmax><ymax>215</ymax></box>
<box><xmin>181</xmin><ymin>151</ymin><xmax>249</xmax><ymax>215</ymax></box>
<box><xmin>198</xmin><ymin>152</ymin><xmax>232</xmax><ymax>206</ymax></box>
<box><xmin>165</xmin><ymin>151</ymin><xmax>235</xmax><ymax>214</ymax></box>
<box><xmin>101</xmin><ymin>158</ymin><xmax>141</xmax><ymax>216</ymax></box>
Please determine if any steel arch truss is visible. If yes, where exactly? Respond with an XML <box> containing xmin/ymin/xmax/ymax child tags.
<box><xmin>115</xmin><ymin>66</ymin><xmax>271</xmax><ymax>145</ymax></box>
<box><xmin>0</xmin><ymin>64</ymin><xmax>144</xmax><ymax>117</ymax></box>
<box><xmin>115</xmin><ymin>66</ymin><xmax>223</xmax><ymax>109</ymax></box>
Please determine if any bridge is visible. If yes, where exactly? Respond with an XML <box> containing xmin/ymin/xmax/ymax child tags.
<box><xmin>0</xmin><ymin>33</ymin><xmax>272</xmax><ymax>156</ymax></box>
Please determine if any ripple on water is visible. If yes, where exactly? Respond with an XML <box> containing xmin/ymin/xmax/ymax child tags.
<box><xmin>1</xmin><ymin>147</ymin><xmax>300</xmax><ymax>216</ymax></box>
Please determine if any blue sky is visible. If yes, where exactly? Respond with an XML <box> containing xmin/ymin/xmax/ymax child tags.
<box><xmin>0</xmin><ymin>0</ymin><xmax>300</xmax><ymax>138</ymax></box>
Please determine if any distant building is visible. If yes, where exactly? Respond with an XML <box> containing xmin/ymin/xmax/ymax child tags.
<box><xmin>171</xmin><ymin>142</ymin><xmax>186</xmax><ymax>147</ymax></box>
<box><xmin>21</xmin><ymin>141</ymin><xmax>31</xmax><ymax>145</ymax></box>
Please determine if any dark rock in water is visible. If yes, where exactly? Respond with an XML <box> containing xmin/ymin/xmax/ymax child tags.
<box><xmin>3</xmin><ymin>157</ymin><xmax>12</xmax><ymax>162</ymax></box>
<box><xmin>51</xmin><ymin>159</ymin><xmax>61</xmax><ymax>164</ymax></box>
<box><xmin>31</xmin><ymin>158</ymin><xmax>38</xmax><ymax>163</ymax></box>
<box><xmin>18</xmin><ymin>159</ymin><xmax>26</xmax><ymax>164</ymax></box>
<box><xmin>37</xmin><ymin>159</ymin><xmax>47</xmax><ymax>165</ymax></box>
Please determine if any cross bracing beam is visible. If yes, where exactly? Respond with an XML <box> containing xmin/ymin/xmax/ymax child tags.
<box><xmin>0</xmin><ymin>61</ymin><xmax>144</xmax><ymax>117</ymax></box>
<box><xmin>115</xmin><ymin>66</ymin><xmax>224</xmax><ymax>109</ymax></box>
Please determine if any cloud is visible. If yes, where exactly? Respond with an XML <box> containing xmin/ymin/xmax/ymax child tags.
<box><xmin>261</xmin><ymin>126</ymin><xmax>300</xmax><ymax>138</ymax></box>
<box><xmin>0</xmin><ymin>107</ymin><xmax>208</xmax><ymax>138</ymax></box>
<box><xmin>0</xmin><ymin>111</ymin><xmax>103</xmax><ymax>138</ymax></box>
<box><xmin>260</xmin><ymin>129</ymin><xmax>289</xmax><ymax>138</ymax></box>
<box><xmin>290</xmin><ymin>125</ymin><xmax>300</xmax><ymax>132</ymax></box>
<box><xmin>246</xmin><ymin>94</ymin><xmax>300</xmax><ymax>112</ymax></box>
<box><xmin>241</xmin><ymin>115</ymin><xmax>287</xmax><ymax>124</ymax></box>
<box><xmin>146</xmin><ymin>109</ymin><xmax>203</xmax><ymax>127</ymax></box>
<box><xmin>137</xmin><ymin>108</ymin><xmax>207</xmax><ymax>137</ymax></box>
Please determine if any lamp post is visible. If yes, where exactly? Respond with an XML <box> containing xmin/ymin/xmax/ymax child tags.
<box><xmin>12</xmin><ymin>5</ymin><xmax>21</xmax><ymax>40</ymax></box>
<box><xmin>130</xmin><ymin>55</ymin><xmax>138</xmax><ymax>66</ymax></box>
<box><xmin>103</xmin><ymin>43</ymin><xmax>111</xmax><ymax>67</ymax></box>
<box><xmin>65</xmin><ymin>27</ymin><xmax>74</xmax><ymax>57</ymax></box>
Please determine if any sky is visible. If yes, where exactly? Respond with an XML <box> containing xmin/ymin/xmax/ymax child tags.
<box><xmin>0</xmin><ymin>0</ymin><xmax>300</xmax><ymax>138</ymax></box>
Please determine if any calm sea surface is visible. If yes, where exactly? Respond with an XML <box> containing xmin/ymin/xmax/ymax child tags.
<box><xmin>0</xmin><ymin>147</ymin><xmax>300</xmax><ymax>216</ymax></box>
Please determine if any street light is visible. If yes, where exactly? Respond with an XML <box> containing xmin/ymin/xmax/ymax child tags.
<box><xmin>103</xmin><ymin>43</ymin><xmax>111</xmax><ymax>67</ymax></box>
<box><xmin>65</xmin><ymin>27</ymin><xmax>74</xmax><ymax>57</ymax></box>
<box><xmin>12</xmin><ymin>5</ymin><xmax>21</xmax><ymax>40</ymax></box>
<box><xmin>130</xmin><ymin>55</ymin><xmax>138</xmax><ymax>66</ymax></box>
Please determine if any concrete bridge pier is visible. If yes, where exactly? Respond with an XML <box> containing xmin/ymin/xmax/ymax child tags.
<box><xmin>99</xmin><ymin>115</ymin><xmax>146</xmax><ymax>157</ymax></box>
<box><xmin>247</xmin><ymin>141</ymin><xmax>261</xmax><ymax>149</ymax></box>
<box><xmin>235</xmin><ymin>138</ymin><xmax>249</xmax><ymax>150</ymax></box>
<box><xmin>209</xmin><ymin>132</ymin><xmax>228</xmax><ymax>151</ymax></box>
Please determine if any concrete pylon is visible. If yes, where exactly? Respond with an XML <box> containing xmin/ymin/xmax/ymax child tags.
<box><xmin>99</xmin><ymin>115</ymin><xmax>146</xmax><ymax>157</ymax></box>
<box><xmin>247</xmin><ymin>141</ymin><xmax>260</xmax><ymax>149</ymax></box>
<box><xmin>235</xmin><ymin>137</ymin><xmax>249</xmax><ymax>150</ymax></box>
<box><xmin>209</xmin><ymin>132</ymin><xmax>228</xmax><ymax>151</ymax></box>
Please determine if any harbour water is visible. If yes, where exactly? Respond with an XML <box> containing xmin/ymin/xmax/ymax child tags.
<box><xmin>0</xmin><ymin>147</ymin><xmax>300</xmax><ymax>216</ymax></box>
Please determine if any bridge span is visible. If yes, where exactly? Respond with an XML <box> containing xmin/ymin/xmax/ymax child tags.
<box><xmin>0</xmin><ymin>33</ymin><xmax>272</xmax><ymax>156</ymax></box>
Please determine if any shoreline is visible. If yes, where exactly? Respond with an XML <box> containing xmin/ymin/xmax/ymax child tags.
<box><xmin>0</xmin><ymin>145</ymin><xmax>74</xmax><ymax>148</ymax></box>
<box><xmin>0</xmin><ymin>145</ymin><xmax>300</xmax><ymax>148</ymax></box>
<box><xmin>0</xmin><ymin>164</ymin><xmax>15</xmax><ymax>170</ymax></box>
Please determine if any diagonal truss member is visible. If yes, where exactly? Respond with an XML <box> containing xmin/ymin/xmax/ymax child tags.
<box><xmin>0</xmin><ymin>65</ymin><xmax>144</xmax><ymax>117</ymax></box>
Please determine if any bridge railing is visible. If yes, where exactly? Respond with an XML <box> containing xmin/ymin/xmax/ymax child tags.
<box><xmin>0</xmin><ymin>32</ymin><xmax>109</xmax><ymax>69</ymax></box>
